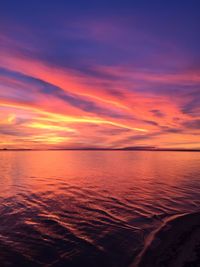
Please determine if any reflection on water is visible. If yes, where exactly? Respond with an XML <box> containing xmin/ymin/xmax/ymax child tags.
<box><xmin>0</xmin><ymin>151</ymin><xmax>200</xmax><ymax>266</ymax></box>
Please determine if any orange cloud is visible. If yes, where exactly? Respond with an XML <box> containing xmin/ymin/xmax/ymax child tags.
<box><xmin>0</xmin><ymin>49</ymin><xmax>199</xmax><ymax>149</ymax></box>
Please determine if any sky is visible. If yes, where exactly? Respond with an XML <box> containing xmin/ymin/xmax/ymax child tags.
<box><xmin>0</xmin><ymin>0</ymin><xmax>199</xmax><ymax>149</ymax></box>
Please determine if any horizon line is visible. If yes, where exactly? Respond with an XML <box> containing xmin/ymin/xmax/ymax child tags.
<box><xmin>1</xmin><ymin>148</ymin><xmax>200</xmax><ymax>152</ymax></box>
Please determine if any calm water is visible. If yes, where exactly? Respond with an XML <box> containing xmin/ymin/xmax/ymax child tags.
<box><xmin>0</xmin><ymin>151</ymin><xmax>200</xmax><ymax>267</ymax></box>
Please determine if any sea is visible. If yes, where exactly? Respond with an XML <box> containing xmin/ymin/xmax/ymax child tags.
<box><xmin>0</xmin><ymin>150</ymin><xmax>199</xmax><ymax>267</ymax></box>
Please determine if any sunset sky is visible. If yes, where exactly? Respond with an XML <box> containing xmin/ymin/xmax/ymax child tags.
<box><xmin>0</xmin><ymin>0</ymin><xmax>199</xmax><ymax>149</ymax></box>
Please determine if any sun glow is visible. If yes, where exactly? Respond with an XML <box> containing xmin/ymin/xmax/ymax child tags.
<box><xmin>27</xmin><ymin>122</ymin><xmax>76</xmax><ymax>133</ymax></box>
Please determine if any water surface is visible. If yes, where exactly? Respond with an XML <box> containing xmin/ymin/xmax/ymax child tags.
<box><xmin>0</xmin><ymin>151</ymin><xmax>200</xmax><ymax>267</ymax></box>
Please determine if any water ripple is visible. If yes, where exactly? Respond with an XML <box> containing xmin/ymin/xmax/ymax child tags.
<box><xmin>0</xmin><ymin>151</ymin><xmax>199</xmax><ymax>267</ymax></box>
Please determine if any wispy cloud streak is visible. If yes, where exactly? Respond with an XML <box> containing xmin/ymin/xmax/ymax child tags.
<box><xmin>0</xmin><ymin>1</ymin><xmax>199</xmax><ymax>149</ymax></box>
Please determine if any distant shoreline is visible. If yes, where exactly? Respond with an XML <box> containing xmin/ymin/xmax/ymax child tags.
<box><xmin>0</xmin><ymin>148</ymin><xmax>200</xmax><ymax>152</ymax></box>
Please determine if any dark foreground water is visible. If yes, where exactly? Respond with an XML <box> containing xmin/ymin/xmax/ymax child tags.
<box><xmin>0</xmin><ymin>151</ymin><xmax>200</xmax><ymax>267</ymax></box>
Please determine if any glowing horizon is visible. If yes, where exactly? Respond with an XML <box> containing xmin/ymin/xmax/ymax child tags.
<box><xmin>0</xmin><ymin>1</ymin><xmax>199</xmax><ymax>149</ymax></box>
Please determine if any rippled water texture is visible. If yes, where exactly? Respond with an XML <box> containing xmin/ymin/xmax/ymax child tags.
<box><xmin>0</xmin><ymin>151</ymin><xmax>200</xmax><ymax>267</ymax></box>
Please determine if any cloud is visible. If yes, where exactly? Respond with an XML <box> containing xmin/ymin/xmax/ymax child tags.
<box><xmin>0</xmin><ymin>1</ymin><xmax>199</xmax><ymax>149</ymax></box>
<box><xmin>182</xmin><ymin>119</ymin><xmax>200</xmax><ymax>130</ymax></box>
<box><xmin>150</xmin><ymin>109</ymin><xmax>165</xmax><ymax>118</ymax></box>
<box><xmin>181</xmin><ymin>94</ymin><xmax>200</xmax><ymax>116</ymax></box>
<box><xmin>0</xmin><ymin>67</ymin><xmax>134</xmax><ymax>120</ymax></box>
